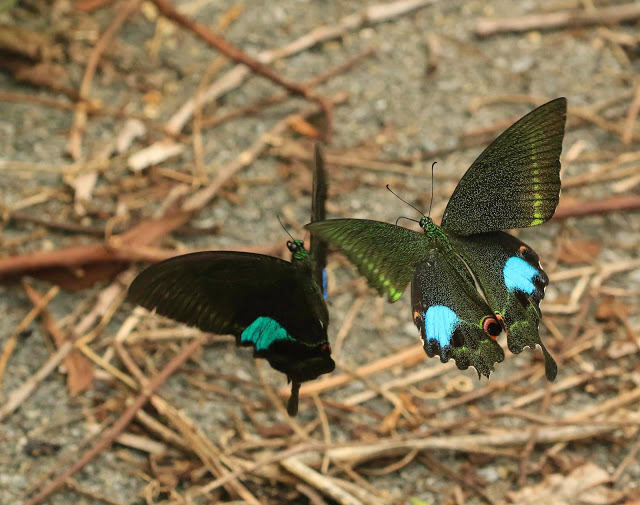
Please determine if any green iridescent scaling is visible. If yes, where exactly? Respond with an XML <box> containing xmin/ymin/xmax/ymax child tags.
<box><xmin>307</xmin><ymin>98</ymin><xmax>566</xmax><ymax>380</ymax></box>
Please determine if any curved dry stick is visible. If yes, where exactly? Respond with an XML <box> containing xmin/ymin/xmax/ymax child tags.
<box><xmin>150</xmin><ymin>0</ymin><xmax>333</xmax><ymax>138</ymax></box>
<box><xmin>67</xmin><ymin>0</ymin><xmax>144</xmax><ymax>159</ymax></box>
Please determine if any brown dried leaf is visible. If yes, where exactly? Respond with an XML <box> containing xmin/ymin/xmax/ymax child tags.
<box><xmin>73</xmin><ymin>0</ymin><xmax>117</xmax><ymax>13</ymax></box>
<box><xmin>596</xmin><ymin>295</ymin><xmax>631</xmax><ymax>321</ymax></box>
<box><xmin>3</xmin><ymin>58</ymin><xmax>69</xmax><ymax>90</ymax></box>
<box><xmin>23</xmin><ymin>283</ymin><xmax>94</xmax><ymax>395</ymax></box>
<box><xmin>507</xmin><ymin>463</ymin><xmax>622</xmax><ymax>505</ymax></box>
<box><xmin>559</xmin><ymin>239</ymin><xmax>603</xmax><ymax>265</ymax></box>
<box><xmin>596</xmin><ymin>295</ymin><xmax>618</xmax><ymax>321</ymax></box>
<box><xmin>288</xmin><ymin>114</ymin><xmax>321</xmax><ymax>139</ymax></box>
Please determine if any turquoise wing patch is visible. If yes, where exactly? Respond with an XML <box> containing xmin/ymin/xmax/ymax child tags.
<box><xmin>241</xmin><ymin>317</ymin><xmax>294</xmax><ymax>351</ymax></box>
<box><xmin>503</xmin><ymin>256</ymin><xmax>540</xmax><ymax>295</ymax></box>
<box><xmin>423</xmin><ymin>305</ymin><xmax>460</xmax><ymax>349</ymax></box>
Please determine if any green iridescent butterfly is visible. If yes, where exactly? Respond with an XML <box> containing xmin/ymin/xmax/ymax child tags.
<box><xmin>128</xmin><ymin>146</ymin><xmax>333</xmax><ymax>416</ymax></box>
<box><xmin>307</xmin><ymin>98</ymin><xmax>567</xmax><ymax>381</ymax></box>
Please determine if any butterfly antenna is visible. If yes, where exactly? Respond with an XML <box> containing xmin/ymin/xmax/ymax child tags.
<box><xmin>395</xmin><ymin>216</ymin><xmax>420</xmax><ymax>226</ymax></box>
<box><xmin>386</xmin><ymin>184</ymin><xmax>425</xmax><ymax>217</ymax></box>
<box><xmin>276</xmin><ymin>215</ymin><xmax>296</xmax><ymax>241</ymax></box>
<box><xmin>428</xmin><ymin>162</ymin><xmax>436</xmax><ymax>218</ymax></box>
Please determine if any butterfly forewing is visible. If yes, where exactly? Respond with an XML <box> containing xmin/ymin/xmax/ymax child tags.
<box><xmin>310</xmin><ymin>144</ymin><xmax>328</xmax><ymax>290</ymax></box>
<box><xmin>128</xmin><ymin>252</ymin><xmax>326</xmax><ymax>341</ymax></box>
<box><xmin>306</xmin><ymin>219</ymin><xmax>430</xmax><ymax>302</ymax></box>
<box><xmin>441</xmin><ymin>98</ymin><xmax>566</xmax><ymax>235</ymax></box>
<box><xmin>448</xmin><ymin>232</ymin><xmax>557</xmax><ymax>380</ymax></box>
<box><xmin>411</xmin><ymin>247</ymin><xmax>505</xmax><ymax>378</ymax></box>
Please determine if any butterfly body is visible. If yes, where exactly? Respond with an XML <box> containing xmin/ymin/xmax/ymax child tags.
<box><xmin>307</xmin><ymin>98</ymin><xmax>567</xmax><ymax>381</ymax></box>
<box><xmin>128</xmin><ymin>147</ymin><xmax>333</xmax><ymax>416</ymax></box>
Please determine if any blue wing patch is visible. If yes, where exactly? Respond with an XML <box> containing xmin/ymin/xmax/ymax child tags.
<box><xmin>322</xmin><ymin>269</ymin><xmax>328</xmax><ymax>299</ymax></box>
<box><xmin>241</xmin><ymin>317</ymin><xmax>294</xmax><ymax>351</ymax></box>
<box><xmin>424</xmin><ymin>305</ymin><xmax>459</xmax><ymax>348</ymax></box>
<box><xmin>503</xmin><ymin>257</ymin><xmax>539</xmax><ymax>294</ymax></box>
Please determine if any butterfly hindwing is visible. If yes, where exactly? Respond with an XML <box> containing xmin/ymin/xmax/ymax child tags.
<box><xmin>441</xmin><ymin>98</ymin><xmax>566</xmax><ymax>235</ymax></box>
<box><xmin>411</xmin><ymin>247</ymin><xmax>505</xmax><ymax>378</ymax></box>
<box><xmin>306</xmin><ymin>219</ymin><xmax>430</xmax><ymax>302</ymax></box>
<box><xmin>447</xmin><ymin>232</ymin><xmax>557</xmax><ymax>380</ymax></box>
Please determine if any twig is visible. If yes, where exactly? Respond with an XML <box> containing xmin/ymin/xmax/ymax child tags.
<box><xmin>281</xmin><ymin>458</ymin><xmax>364</xmax><ymax>505</ymax></box>
<box><xmin>333</xmin><ymin>295</ymin><xmax>366</xmax><ymax>358</ymax></box>
<box><xmin>517</xmin><ymin>384</ymin><xmax>553</xmax><ymax>486</ymax></box>
<box><xmin>0</xmin><ymin>91</ymin><xmax>188</xmax><ymax>141</ymax></box>
<box><xmin>198</xmin><ymin>48</ymin><xmax>376</xmax><ymax>130</ymax></box>
<box><xmin>182</xmin><ymin>92</ymin><xmax>347</xmax><ymax>212</ymax></box>
<box><xmin>475</xmin><ymin>3</ymin><xmax>640</xmax><ymax>37</ymax></box>
<box><xmin>23</xmin><ymin>334</ymin><xmax>207</xmax><ymax>505</ymax></box>
<box><xmin>67</xmin><ymin>0</ymin><xmax>144</xmax><ymax>159</ymax></box>
<box><xmin>0</xmin><ymin>285</ymin><xmax>59</xmax><ymax>388</ymax></box>
<box><xmin>23</xmin><ymin>284</ymin><xmax>94</xmax><ymax>396</ymax></box>
<box><xmin>0</xmin><ymin>212</ymin><xmax>190</xmax><ymax>278</ymax></box>
<box><xmin>296</xmin><ymin>484</ymin><xmax>330</xmax><ymax>505</ymax></box>
<box><xmin>133</xmin><ymin>0</ymin><xmax>436</xmax><ymax>170</ymax></box>
<box><xmin>553</xmin><ymin>194</ymin><xmax>640</xmax><ymax>220</ymax></box>
<box><xmin>622</xmin><ymin>83</ymin><xmax>640</xmax><ymax>145</ymax></box>
<box><xmin>612</xmin><ymin>437</ymin><xmax>640</xmax><ymax>482</ymax></box>
<box><xmin>184</xmin><ymin>443</ymin><xmax>320</xmax><ymax>502</ymax></box>
<box><xmin>420</xmin><ymin>453</ymin><xmax>496</xmax><ymax>505</ymax></box>
<box><xmin>343</xmin><ymin>362</ymin><xmax>451</xmax><ymax>406</ymax></box>
<box><xmin>4</xmin><ymin>209</ymin><xmax>128</xmax><ymax>236</ymax></box>
<box><xmin>284</xmin><ymin>343</ymin><xmax>426</xmax><ymax>398</ymax></box>
<box><xmin>151</xmin><ymin>395</ymin><xmax>262</xmax><ymax>505</ymax></box>
<box><xmin>313</xmin><ymin>393</ymin><xmax>332</xmax><ymax>474</ymax></box>
<box><xmin>151</xmin><ymin>0</ymin><xmax>333</xmax><ymax>138</ymax></box>
<box><xmin>316</xmin><ymin>424</ymin><xmax>634</xmax><ymax>466</ymax></box>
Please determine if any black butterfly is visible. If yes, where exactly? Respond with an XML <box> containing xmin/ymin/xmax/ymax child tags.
<box><xmin>307</xmin><ymin>98</ymin><xmax>567</xmax><ymax>381</ymax></box>
<box><xmin>128</xmin><ymin>146</ymin><xmax>334</xmax><ymax>415</ymax></box>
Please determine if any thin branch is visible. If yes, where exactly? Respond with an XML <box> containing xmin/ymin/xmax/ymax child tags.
<box><xmin>476</xmin><ymin>3</ymin><xmax>640</xmax><ymax>37</ymax></box>
<box><xmin>553</xmin><ymin>194</ymin><xmax>640</xmax><ymax>220</ymax></box>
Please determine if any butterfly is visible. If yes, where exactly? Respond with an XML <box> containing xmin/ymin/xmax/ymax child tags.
<box><xmin>306</xmin><ymin>98</ymin><xmax>567</xmax><ymax>381</ymax></box>
<box><xmin>128</xmin><ymin>145</ymin><xmax>334</xmax><ymax>415</ymax></box>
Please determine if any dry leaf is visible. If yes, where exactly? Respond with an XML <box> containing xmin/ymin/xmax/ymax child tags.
<box><xmin>595</xmin><ymin>295</ymin><xmax>631</xmax><ymax>321</ymax></box>
<box><xmin>559</xmin><ymin>239</ymin><xmax>603</xmax><ymax>265</ymax></box>
<box><xmin>23</xmin><ymin>283</ymin><xmax>94</xmax><ymax>395</ymax></box>
<box><xmin>507</xmin><ymin>463</ymin><xmax>622</xmax><ymax>505</ymax></box>
<box><xmin>288</xmin><ymin>114</ymin><xmax>320</xmax><ymax>139</ymax></box>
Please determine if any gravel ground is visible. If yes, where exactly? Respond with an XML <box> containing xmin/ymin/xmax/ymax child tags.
<box><xmin>1</xmin><ymin>1</ymin><xmax>640</xmax><ymax>504</ymax></box>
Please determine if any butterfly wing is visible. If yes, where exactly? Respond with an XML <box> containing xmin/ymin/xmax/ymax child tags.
<box><xmin>411</xmin><ymin>247</ymin><xmax>505</xmax><ymax>378</ymax></box>
<box><xmin>306</xmin><ymin>219</ymin><xmax>430</xmax><ymax>302</ymax></box>
<box><xmin>310</xmin><ymin>144</ymin><xmax>328</xmax><ymax>292</ymax></box>
<box><xmin>448</xmin><ymin>232</ymin><xmax>557</xmax><ymax>380</ymax></box>
<box><xmin>129</xmin><ymin>252</ymin><xmax>302</xmax><ymax>334</ymax></box>
<box><xmin>441</xmin><ymin>98</ymin><xmax>566</xmax><ymax>235</ymax></box>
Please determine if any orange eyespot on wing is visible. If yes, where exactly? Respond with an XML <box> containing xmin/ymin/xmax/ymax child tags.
<box><xmin>482</xmin><ymin>316</ymin><xmax>502</xmax><ymax>340</ymax></box>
